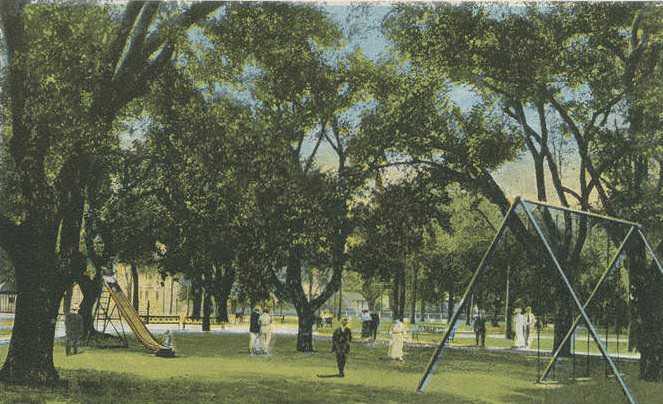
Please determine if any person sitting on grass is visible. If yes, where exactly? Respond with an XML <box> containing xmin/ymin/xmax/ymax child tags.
<box><xmin>332</xmin><ymin>317</ymin><xmax>352</xmax><ymax>377</ymax></box>
<box><xmin>163</xmin><ymin>329</ymin><xmax>173</xmax><ymax>350</ymax></box>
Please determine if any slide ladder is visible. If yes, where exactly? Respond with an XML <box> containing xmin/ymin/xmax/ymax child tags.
<box><xmin>103</xmin><ymin>281</ymin><xmax>174</xmax><ymax>357</ymax></box>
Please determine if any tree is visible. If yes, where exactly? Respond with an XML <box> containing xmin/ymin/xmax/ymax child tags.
<box><xmin>384</xmin><ymin>3</ymin><xmax>663</xmax><ymax>375</ymax></box>
<box><xmin>0</xmin><ymin>2</ymin><xmax>220</xmax><ymax>383</ymax></box>
<box><xmin>204</xmin><ymin>4</ymin><xmax>374</xmax><ymax>351</ymax></box>
<box><xmin>350</xmin><ymin>177</ymin><xmax>451</xmax><ymax>321</ymax></box>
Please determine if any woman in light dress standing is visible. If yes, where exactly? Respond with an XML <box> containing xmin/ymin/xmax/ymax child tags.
<box><xmin>388</xmin><ymin>318</ymin><xmax>408</xmax><ymax>361</ymax></box>
<box><xmin>513</xmin><ymin>308</ymin><xmax>526</xmax><ymax>348</ymax></box>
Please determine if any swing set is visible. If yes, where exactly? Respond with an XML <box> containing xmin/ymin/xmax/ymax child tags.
<box><xmin>417</xmin><ymin>197</ymin><xmax>663</xmax><ymax>404</ymax></box>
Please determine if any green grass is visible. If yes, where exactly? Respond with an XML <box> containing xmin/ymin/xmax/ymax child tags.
<box><xmin>0</xmin><ymin>333</ymin><xmax>661</xmax><ymax>403</ymax></box>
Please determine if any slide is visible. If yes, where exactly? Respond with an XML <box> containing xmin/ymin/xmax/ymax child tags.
<box><xmin>104</xmin><ymin>281</ymin><xmax>174</xmax><ymax>357</ymax></box>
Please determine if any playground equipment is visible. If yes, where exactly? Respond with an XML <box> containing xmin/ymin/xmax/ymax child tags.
<box><xmin>417</xmin><ymin>197</ymin><xmax>663</xmax><ymax>404</ymax></box>
<box><xmin>97</xmin><ymin>280</ymin><xmax>174</xmax><ymax>357</ymax></box>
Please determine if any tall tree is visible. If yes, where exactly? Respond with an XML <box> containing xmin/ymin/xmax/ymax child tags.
<box><xmin>0</xmin><ymin>2</ymin><xmax>220</xmax><ymax>383</ymax></box>
<box><xmin>384</xmin><ymin>3</ymin><xmax>663</xmax><ymax>376</ymax></box>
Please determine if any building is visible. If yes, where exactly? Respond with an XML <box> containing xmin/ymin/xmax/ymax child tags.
<box><xmin>65</xmin><ymin>264</ymin><xmax>185</xmax><ymax>317</ymax></box>
<box><xmin>0</xmin><ymin>281</ymin><xmax>16</xmax><ymax>313</ymax></box>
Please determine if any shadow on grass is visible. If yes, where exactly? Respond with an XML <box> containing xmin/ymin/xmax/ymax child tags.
<box><xmin>0</xmin><ymin>367</ymin><xmax>473</xmax><ymax>404</ymax></box>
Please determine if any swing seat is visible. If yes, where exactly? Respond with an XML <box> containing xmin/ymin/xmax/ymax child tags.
<box><xmin>572</xmin><ymin>376</ymin><xmax>592</xmax><ymax>383</ymax></box>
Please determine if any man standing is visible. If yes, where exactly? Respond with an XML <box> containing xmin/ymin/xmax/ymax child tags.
<box><xmin>473</xmin><ymin>310</ymin><xmax>487</xmax><ymax>347</ymax></box>
<box><xmin>332</xmin><ymin>317</ymin><xmax>352</xmax><ymax>377</ymax></box>
<box><xmin>65</xmin><ymin>306</ymin><xmax>84</xmax><ymax>355</ymax></box>
<box><xmin>249</xmin><ymin>307</ymin><xmax>261</xmax><ymax>355</ymax></box>
<box><xmin>259</xmin><ymin>308</ymin><xmax>273</xmax><ymax>355</ymax></box>
<box><xmin>370</xmin><ymin>311</ymin><xmax>380</xmax><ymax>341</ymax></box>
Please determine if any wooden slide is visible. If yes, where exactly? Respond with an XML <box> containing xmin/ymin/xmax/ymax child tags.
<box><xmin>104</xmin><ymin>281</ymin><xmax>174</xmax><ymax>357</ymax></box>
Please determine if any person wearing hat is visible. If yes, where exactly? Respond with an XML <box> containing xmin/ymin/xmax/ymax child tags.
<box><xmin>332</xmin><ymin>317</ymin><xmax>353</xmax><ymax>377</ymax></box>
<box><xmin>249</xmin><ymin>307</ymin><xmax>262</xmax><ymax>355</ymax></box>
<box><xmin>65</xmin><ymin>306</ymin><xmax>84</xmax><ymax>355</ymax></box>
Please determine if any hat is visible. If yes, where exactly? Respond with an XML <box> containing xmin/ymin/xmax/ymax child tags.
<box><xmin>341</xmin><ymin>317</ymin><xmax>349</xmax><ymax>325</ymax></box>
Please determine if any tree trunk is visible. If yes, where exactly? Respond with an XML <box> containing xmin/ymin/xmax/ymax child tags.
<box><xmin>392</xmin><ymin>276</ymin><xmax>400</xmax><ymax>321</ymax></box>
<box><xmin>629</xmin><ymin>240</ymin><xmax>663</xmax><ymax>381</ymax></box>
<box><xmin>628</xmin><ymin>319</ymin><xmax>637</xmax><ymax>352</ymax></box>
<box><xmin>214</xmin><ymin>266</ymin><xmax>235</xmax><ymax>323</ymax></box>
<box><xmin>447</xmin><ymin>291</ymin><xmax>454</xmax><ymax>323</ymax></box>
<box><xmin>505</xmin><ymin>295</ymin><xmax>514</xmax><ymax>340</ymax></box>
<box><xmin>552</xmin><ymin>293</ymin><xmax>573</xmax><ymax>357</ymax></box>
<box><xmin>420</xmin><ymin>300</ymin><xmax>426</xmax><ymax>323</ymax></box>
<box><xmin>202</xmin><ymin>289</ymin><xmax>212</xmax><ymax>331</ymax></box>
<box><xmin>130</xmin><ymin>262</ymin><xmax>139</xmax><ymax>311</ymax></box>
<box><xmin>410</xmin><ymin>265</ymin><xmax>418</xmax><ymax>324</ymax></box>
<box><xmin>399</xmin><ymin>270</ymin><xmax>406</xmax><ymax>322</ymax></box>
<box><xmin>191</xmin><ymin>284</ymin><xmax>202</xmax><ymax>320</ymax></box>
<box><xmin>466</xmin><ymin>295</ymin><xmax>472</xmax><ymax>325</ymax></box>
<box><xmin>296</xmin><ymin>305</ymin><xmax>315</xmax><ymax>352</ymax></box>
<box><xmin>215</xmin><ymin>291</ymin><xmax>230</xmax><ymax>323</ymax></box>
<box><xmin>505</xmin><ymin>265</ymin><xmax>513</xmax><ymax>339</ymax></box>
<box><xmin>62</xmin><ymin>285</ymin><xmax>74</xmax><ymax>314</ymax></box>
<box><xmin>366</xmin><ymin>298</ymin><xmax>375</xmax><ymax>312</ymax></box>
<box><xmin>77</xmin><ymin>274</ymin><xmax>102</xmax><ymax>338</ymax></box>
<box><xmin>0</xmin><ymin>271</ymin><xmax>64</xmax><ymax>384</ymax></box>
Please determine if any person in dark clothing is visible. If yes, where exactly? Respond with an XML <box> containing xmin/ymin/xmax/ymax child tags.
<box><xmin>332</xmin><ymin>317</ymin><xmax>352</xmax><ymax>377</ymax></box>
<box><xmin>473</xmin><ymin>310</ymin><xmax>487</xmax><ymax>347</ymax></box>
<box><xmin>249</xmin><ymin>307</ymin><xmax>261</xmax><ymax>354</ymax></box>
<box><xmin>65</xmin><ymin>307</ymin><xmax>84</xmax><ymax>355</ymax></box>
<box><xmin>370</xmin><ymin>312</ymin><xmax>380</xmax><ymax>340</ymax></box>
<box><xmin>360</xmin><ymin>309</ymin><xmax>372</xmax><ymax>339</ymax></box>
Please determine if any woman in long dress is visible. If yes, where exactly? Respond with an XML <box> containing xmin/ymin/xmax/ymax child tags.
<box><xmin>513</xmin><ymin>309</ymin><xmax>526</xmax><ymax>348</ymax></box>
<box><xmin>525</xmin><ymin>307</ymin><xmax>536</xmax><ymax>349</ymax></box>
<box><xmin>388</xmin><ymin>319</ymin><xmax>407</xmax><ymax>361</ymax></box>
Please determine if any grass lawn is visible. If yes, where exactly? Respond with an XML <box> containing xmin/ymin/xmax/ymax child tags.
<box><xmin>0</xmin><ymin>333</ymin><xmax>661</xmax><ymax>403</ymax></box>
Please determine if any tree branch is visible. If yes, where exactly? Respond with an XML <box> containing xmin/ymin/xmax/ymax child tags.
<box><xmin>143</xmin><ymin>1</ymin><xmax>224</xmax><ymax>58</ymax></box>
<box><xmin>106</xmin><ymin>1</ymin><xmax>145</xmax><ymax>75</ymax></box>
<box><xmin>112</xmin><ymin>2</ymin><xmax>161</xmax><ymax>82</ymax></box>
<box><xmin>303</xmin><ymin>119</ymin><xmax>327</xmax><ymax>174</ymax></box>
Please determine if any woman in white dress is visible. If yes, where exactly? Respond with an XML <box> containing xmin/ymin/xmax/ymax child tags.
<box><xmin>525</xmin><ymin>307</ymin><xmax>536</xmax><ymax>349</ymax></box>
<box><xmin>388</xmin><ymin>319</ymin><xmax>408</xmax><ymax>361</ymax></box>
<box><xmin>259</xmin><ymin>309</ymin><xmax>272</xmax><ymax>355</ymax></box>
<box><xmin>513</xmin><ymin>308</ymin><xmax>526</xmax><ymax>348</ymax></box>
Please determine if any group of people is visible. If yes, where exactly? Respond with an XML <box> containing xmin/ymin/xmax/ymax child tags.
<box><xmin>359</xmin><ymin>309</ymin><xmax>380</xmax><ymax>340</ymax></box>
<box><xmin>249</xmin><ymin>307</ymin><xmax>273</xmax><ymax>355</ymax></box>
<box><xmin>513</xmin><ymin>307</ymin><xmax>537</xmax><ymax>349</ymax></box>
<box><xmin>330</xmin><ymin>316</ymin><xmax>408</xmax><ymax>377</ymax></box>
<box><xmin>471</xmin><ymin>306</ymin><xmax>538</xmax><ymax>349</ymax></box>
